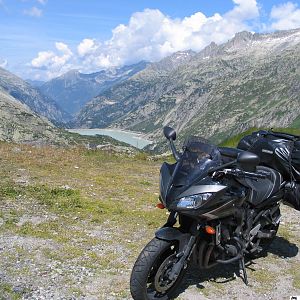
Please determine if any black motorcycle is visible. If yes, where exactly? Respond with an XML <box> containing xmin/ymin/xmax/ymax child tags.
<box><xmin>130</xmin><ymin>127</ymin><xmax>299</xmax><ymax>300</ymax></box>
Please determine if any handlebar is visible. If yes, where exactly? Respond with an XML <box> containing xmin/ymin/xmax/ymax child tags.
<box><xmin>213</xmin><ymin>168</ymin><xmax>270</xmax><ymax>180</ymax></box>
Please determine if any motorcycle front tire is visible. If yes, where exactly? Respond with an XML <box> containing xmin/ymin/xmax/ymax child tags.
<box><xmin>130</xmin><ymin>237</ymin><xmax>187</xmax><ymax>300</ymax></box>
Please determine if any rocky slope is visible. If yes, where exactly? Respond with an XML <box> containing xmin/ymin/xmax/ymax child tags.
<box><xmin>77</xmin><ymin>29</ymin><xmax>300</xmax><ymax>150</ymax></box>
<box><xmin>0</xmin><ymin>67</ymin><xmax>69</xmax><ymax>123</ymax></box>
<box><xmin>0</xmin><ymin>87</ymin><xmax>137</xmax><ymax>148</ymax></box>
<box><xmin>39</xmin><ymin>61</ymin><xmax>149</xmax><ymax>115</ymax></box>
<box><xmin>0</xmin><ymin>88</ymin><xmax>67</xmax><ymax>144</ymax></box>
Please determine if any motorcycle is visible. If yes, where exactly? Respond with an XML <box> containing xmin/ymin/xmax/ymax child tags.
<box><xmin>130</xmin><ymin>127</ymin><xmax>298</xmax><ymax>300</ymax></box>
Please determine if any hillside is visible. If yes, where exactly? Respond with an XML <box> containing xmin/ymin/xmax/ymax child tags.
<box><xmin>0</xmin><ymin>88</ymin><xmax>69</xmax><ymax>145</ymax></box>
<box><xmin>0</xmin><ymin>67</ymin><xmax>69</xmax><ymax>123</ymax></box>
<box><xmin>77</xmin><ymin>29</ymin><xmax>300</xmax><ymax>151</ymax></box>
<box><xmin>0</xmin><ymin>142</ymin><xmax>299</xmax><ymax>299</ymax></box>
<box><xmin>39</xmin><ymin>61</ymin><xmax>148</xmax><ymax>115</ymax></box>
<box><xmin>0</xmin><ymin>86</ymin><xmax>139</xmax><ymax>150</ymax></box>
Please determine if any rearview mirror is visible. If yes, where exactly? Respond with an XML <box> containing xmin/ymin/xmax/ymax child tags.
<box><xmin>237</xmin><ymin>151</ymin><xmax>260</xmax><ymax>172</ymax></box>
<box><xmin>163</xmin><ymin>126</ymin><xmax>176</xmax><ymax>141</ymax></box>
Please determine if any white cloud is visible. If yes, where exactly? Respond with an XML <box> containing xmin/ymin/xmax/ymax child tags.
<box><xmin>77</xmin><ymin>39</ymin><xmax>99</xmax><ymax>57</ymax></box>
<box><xmin>227</xmin><ymin>0</ymin><xmax>259</xmax><ymax>20</ymax></box>
<box><xmin>0</xmin><ymin>58</ymin><xmax>8</xmax><ymax>68</ymax></box>
<box><xmin>23</xmin><ymin>6</ymin><xmax>43</xmax><ymax>17</ymax></box>
<box><xmin>270</xmin><ymin>2</ymin><xmax>300</xmax><ymax>30</ymax></box>
<box><xmin>55</xmin><ymin>42</ymin><xmax>73</xmax><ymax>57</ymax></box>
<box><xmin>78</xmin><ymin>0</ymin><xmax>259</xmax><ymax>69</ymax></box>
<box><xmin>37</xmin><ymin>0</ymin><xmax>47</xmax><ymax>5</ymax></box>
<box><xmin>31</xmin><ymin>42</ymin><xmax>73</xmax><ymax>78</ymax></box>
<box><xmin>31</xmin><ymin>51</ymin><xmax>54</xmax><ymax>68</ymax></box>
<box><xmin>30</xmin><ymin>0</ymin><xmax>262</xmax><ymax>79</ymax></box>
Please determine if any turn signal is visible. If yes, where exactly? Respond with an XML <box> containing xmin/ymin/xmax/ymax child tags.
<box><xmin>205</xmin><ymin>225</ymin><xmax>216</xmax><ymax>235</ymax></box>
<box><xmin>156</xmin><ymin>203</ymin><xmax>165</xmax><ymax>209</ymax></box>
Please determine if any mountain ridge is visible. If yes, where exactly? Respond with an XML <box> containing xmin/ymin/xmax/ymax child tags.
<box><xmin>0</xmin><ymin>67</ymin><xmax>69</xmax><ymax>123</ymax></box>
<box><xmin>76</xmin><ymin>28</ymin><xmax>300</xmax><ymax>151</ymax></box>
<box><xmin>39</xmin><ymin>61</ymin><xmax>149</xmax><ymax>115</ymax></box>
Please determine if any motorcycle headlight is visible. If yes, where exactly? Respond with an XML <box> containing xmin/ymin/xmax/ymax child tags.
<box><xmin>172</xmin><ymin>193</ymin><xmax>213</xmax><ymax>210</ymax></box>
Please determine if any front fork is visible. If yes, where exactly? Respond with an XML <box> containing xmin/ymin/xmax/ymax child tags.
<box><xmin>155</xmin><ymin>212</ymin><xmax>197</xmax><ymax>281</ymax></box>
<box><xmin>157</xmin><ymin>212</ymin><xmax>250</xmax><ymax>285</ymax></box>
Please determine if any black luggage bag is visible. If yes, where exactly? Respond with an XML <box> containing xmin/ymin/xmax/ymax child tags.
<box><xmin>238</xmin><ymin>130</ymin><xmax>300</xmax><ymax>210</ymax></box>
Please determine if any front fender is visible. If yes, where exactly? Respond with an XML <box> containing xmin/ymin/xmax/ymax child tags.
<box><xmin>155</xmin><ymin>227</ymin><xmax>191</xmax><ymax>252</ymax></box>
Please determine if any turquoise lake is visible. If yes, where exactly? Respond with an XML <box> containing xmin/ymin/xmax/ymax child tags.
<box><xmin>68</xmin><ymin>129</ymin><xmax>152</xmax><ymax>149</ymax></box>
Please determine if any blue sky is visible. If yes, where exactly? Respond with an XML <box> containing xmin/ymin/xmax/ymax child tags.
<box><xmin>1</xmin><ymin>0</ymin><xmax>300</xmax><ymax>80</ymax></box>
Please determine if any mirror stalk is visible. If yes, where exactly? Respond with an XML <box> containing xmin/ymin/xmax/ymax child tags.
<box><xmin>170</xmin><ymin>139</ymin><xmax>180</xmax><ymax>161</ymax></box>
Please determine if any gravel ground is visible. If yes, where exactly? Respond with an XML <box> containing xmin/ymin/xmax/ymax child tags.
<box><xmin>0</xmin><ymin>201</ymin><xmax>299</xmax><ymax>300</ymax></box>
<box><xmin>176</xmin><ymin>205</ymin><xmax>300</xmax><ymax>300</ymax></box>
<box><xmin>0</xmin><ymin>144</ymin><xmax>300</xmax><ymax>299</ymax></box>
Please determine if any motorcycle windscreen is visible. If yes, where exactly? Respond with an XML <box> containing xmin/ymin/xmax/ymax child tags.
<box><xmin>172</xmin><ymin>137</ymin><xmax>221</xmax><ymax>187</ymax></box>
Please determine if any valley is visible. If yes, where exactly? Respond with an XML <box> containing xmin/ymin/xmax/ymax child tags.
<box><xmin>76</xmin><ymin>29</ymin><xmax>300</xmax><ymax>151</ymax></box>
<box><xmin>1</xmin><ymin>28</ymin><xmax>300</xmax><ymax>152</ymax></box>
<box><xmin>1</xmin><ymin>2</ymin><xmax>300</xmax><ymax>299</ymax></box>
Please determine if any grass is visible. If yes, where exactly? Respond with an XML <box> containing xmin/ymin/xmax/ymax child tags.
<box><xmin>0</xmin><ymin>282</ymin><xmax>23</xmax><ymax>300</ymax></box>
<box><xmin>288</xmin><ymin>262</ymin><xmax>300</xmax><ymax>289</ymax></box>
<box><xmin>291</xmin><ymin>115</ymin><xmax>300</xmax><ymax>128</ymax></box>
<box><xmin>251</xmin><ymin>267</ymin><xmax>277</xmax><ymax>293</ymax></box>
<box><xmin>0</xmin><ymin>142</ymin><xmax>166</xmax><ymax>298</ymax></box>
<box><xmin>1</xmin><ymin>137</ymin><xmax>300</xmax><ymax>298</ymax></box>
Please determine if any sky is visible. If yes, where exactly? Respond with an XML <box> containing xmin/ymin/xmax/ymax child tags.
<box><xmin>1</xmin><ymin>0</ymin><xmax>300</xmax><ymax>80</ymax></box>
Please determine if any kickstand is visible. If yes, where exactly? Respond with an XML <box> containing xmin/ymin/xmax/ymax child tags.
<box><xmin>239</xmin><ymin>256</ymin><xmax>248</xmax><ymax>285</ymax></box>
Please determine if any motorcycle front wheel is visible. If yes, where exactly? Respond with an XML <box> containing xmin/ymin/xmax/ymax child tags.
<box><xmin>130</xmin><ymin>237</ymin><xmax>186</xmax><ymax>300</ymax></box>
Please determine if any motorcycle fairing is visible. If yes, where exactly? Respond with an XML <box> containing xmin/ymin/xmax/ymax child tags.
<box><xmin>160</xmin><ymin>137</ymin><xmax>248</xmax><ymax>218</ymax></box>
<box><xmin>160</xmin><ymin>162</ymin><xmax>175</xmax><ymax>206</ymax></box>
<box><xmin>237</xmin><ymin>166</ymin><xmax>282</xmax><ymax>206</ymax></box>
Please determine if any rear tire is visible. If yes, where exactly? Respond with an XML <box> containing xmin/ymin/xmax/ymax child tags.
<box><xmin>130</xmin><ymin>237</ymin><xmax>186</xmax><ymax>300</ymax></box>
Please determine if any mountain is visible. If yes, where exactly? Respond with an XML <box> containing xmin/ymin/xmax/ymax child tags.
<box><xmin>0</xmin><ymin>87</ymin><xmax>133</xmax><ymax>147</ymax></box>
<box><xmin>77</xmin><ymin>50</ymin><xmax>196</xmax><ymax>128</ymax></box>
<box><xmin>26</xmin><ymin>79</ymin><xmax>45</xmax><ymax>88</ymax></box>
<box><xmin>0</xmin><ymin>87</ymin><xmax>67</xmax><ymax>144</ymax></box>
<box><xmin>77</xmin><ymin>29</ymin><xmax>300</xmax><ymax>150</ymax></box>
<box><xmin>146</xmin><ymin>50</ymin><xmax>196</xmax><ymax>73</ymax></box>
<box><xmin>0</xmin><ymin>67</ymin><xmax>69</xmax><ymax>123</ymax></box>
<box><xmin>39</xmin><ymin>61</ymin><xmax>149</xmax><ymax>115</ymax></box>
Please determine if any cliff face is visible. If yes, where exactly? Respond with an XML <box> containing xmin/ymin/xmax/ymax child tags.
<box><xmin>0</xmin><ymin>67</ymin><xmax>69</xmax><ymax>123</ymax></box>
<box><xmin>77</xmin><ymin>28</ymin><xmax>300</xmax><ymax>150</ymax></box>
<box><xmin>0</xmin><ymin>88</ymin><xmax>66</xmax><ymax>144</ymax></box>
